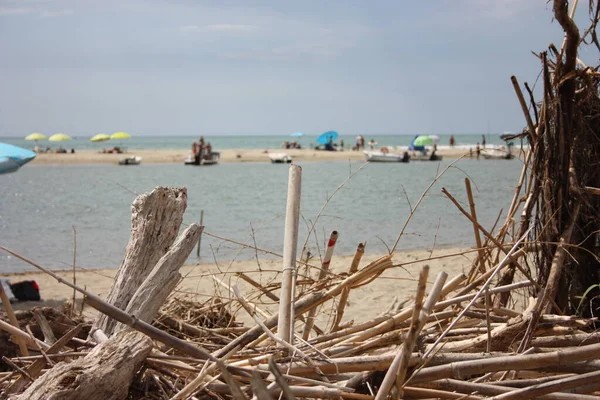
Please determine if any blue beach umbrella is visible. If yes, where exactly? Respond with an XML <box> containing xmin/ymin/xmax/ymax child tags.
<box><xmin>291</xmin><ymin>132</ymin><xmax>304</xmax><ymax>137</ymax></box>
<box><xmin>0</xmin><ymin>143</ymin><xmax>37</xmax><ymax>174</ymax></box>
<box><xmin>316</xmin><ymin>131</ymin><xmax>338</xmax><ymax>144</ymax></box>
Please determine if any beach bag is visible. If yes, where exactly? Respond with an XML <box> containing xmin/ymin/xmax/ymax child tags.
<box><xmin>0</xmin><ymin>279</ymin><xmax>16</xmax><ymax>302</ymax></box>
<box><xmin>9</xmin><ymin>280</ymin><xmax>40</xmax><ymax>301</ymax></box>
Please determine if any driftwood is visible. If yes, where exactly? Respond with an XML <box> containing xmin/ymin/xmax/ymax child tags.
<box><xmin>15</xmin><ymin>331</ymin><xmax>152</xmax><ymax>400</ymax></box>
<box><xmin>114</xmin><ymin>224</ymin><xmax>203</xmax><ymax>334</ymax></box>
<box><xmin>95</xmin><ymin>187</ymin><xmax>188</xmax><ymax>336</ymax></box>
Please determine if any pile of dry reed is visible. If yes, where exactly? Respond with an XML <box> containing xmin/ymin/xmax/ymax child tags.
<box><xmin>3</xmin><ymin>1</ymin><xmax>600</xmax><ymax>399</ymax></box>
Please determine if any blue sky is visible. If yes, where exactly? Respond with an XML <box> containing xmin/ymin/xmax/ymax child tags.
<box><xmin>0</xmin><ymin>0</ymin><xmax>589</xmax><ymax>136</ymax></box>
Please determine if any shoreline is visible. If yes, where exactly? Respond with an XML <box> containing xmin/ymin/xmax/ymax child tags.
<box><xmin>27</xmin><ymin>147</ymin><xmax>523</xmax><ymax>165</ymax></box>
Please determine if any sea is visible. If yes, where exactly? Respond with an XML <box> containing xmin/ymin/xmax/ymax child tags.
<box><xmin>1</xmin><ymin>134</ymin><xmax>525</xmax><ymax>272</ymax></box>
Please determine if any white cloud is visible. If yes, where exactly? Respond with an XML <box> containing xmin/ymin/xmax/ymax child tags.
<box><xmin>40</xmin><ymin>9</ymin><xmax>74</xmax><ymax>17</ymax></box>
<box><xmin>0</xmin><ymin>7</ymin><xmax>35</xmax><ymax>15</ymax></box>
<box><xmin>205</xmin><ymin>24</ymin><xmax>257</xmax><ymax>32</ymax></box>
<box><xmin>180</xmin><ymin>24</ymin><xmax>257</xmax><ymax>33</ymax></box>
<box><xmin>0</xmin><ymin>5</ymin><xmax>74</xmax><ymax>17</ymax></box>
<box><xmin>180</xmin><ymin>25</ymin><xmax>201</xmax><ymax>32</ymax></box>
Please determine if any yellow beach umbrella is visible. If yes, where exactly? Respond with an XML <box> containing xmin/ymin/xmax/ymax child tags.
<box><xmin>90</xmin><ymin>133</ymin><xmax>110</xmax><ymax>142</ymax></box>
<box><xmin>110</xmin><ymin>132</ymin><xmax>131</xmax><ymax>140</ymax></box>
<box><xmin>49</xmin><ymin>133</ymin><xmax>72</xmax><ymax>142</ymax></box>
<box><xmin>25</xmin><ymin>133</ymin><xmax>47</xmax><ymax>141</ymax></box>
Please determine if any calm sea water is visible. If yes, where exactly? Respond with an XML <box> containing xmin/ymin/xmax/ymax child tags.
<box><xmin>1</xmin><ymin>133</ymin><xmax>514</xmax><ymax>152</ymax></box>
<box><xmin>1</xmin><ymin>158</ymin><xmax>523</xmax><ymax>272</ymax></box>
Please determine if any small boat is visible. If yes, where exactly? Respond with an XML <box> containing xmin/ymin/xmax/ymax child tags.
<box><xmin>0</xmin><ymin>143</ymin><xmax>36</xmax><ymax>174</ymax></box>
<box><xmin>118</xmin><ymin>155</ymin><xmax>142</xmax><ymax>165</ymax></box>
<box><xmin>268</xmin><ymin>153</ymin><xmax>292</xmax><ymax>163</ymax></box>
<box><xmin>481</xmin><ymin>149</ymin><xmax>513</xmax><ymax>160</ymax></box>
<box><xmin>364</xmin><ymin>150</ymin><xmax>409</xmax><ymax>163</ymax></box>
<box><xmin>410</xmin><ymin>153</ymin><xmax>443</xmax><ymax>161</ymax></box>
<box><xmin>184</xmin><ymin>151</ymin><xmax>220</xmax><ymax>166</ymax></box>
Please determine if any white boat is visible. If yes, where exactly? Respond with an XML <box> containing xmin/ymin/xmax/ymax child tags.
<box><xmin>268</xmin><ymin>153</ymin><xmax>292</xmax><ymax>163</ymax></box>
<box><xmin>481</xmin><ymin>148</ymin><xmax>513</xmax><ymax>160</ymax></box>
<box><xmin>364</xmin><ymin>150</ymin><xmax>409</xmax><ymax>163</ymax></box>
<box><xmin>118</xmin><ymin>155</ymin><xmax>142</xmax><ymax>165</ymax></box>
<box><xmin>184</xmin><ymin>151</ymin><xmax>220</xmax><ymax>166</ymax></box>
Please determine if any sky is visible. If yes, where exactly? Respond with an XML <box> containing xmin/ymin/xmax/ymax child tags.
<box><xmin>0</xmin><ymin>0</ymin><xmax>594</xmax><ymax>136</ymax></box>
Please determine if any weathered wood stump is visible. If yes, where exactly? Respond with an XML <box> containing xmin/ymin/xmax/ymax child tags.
<box><xmin>95</xmin><ymin>187</ymin><xmax>188</xmax><ymax>336</ymax></box>
<box><xmin>15</xmin><ymin>330</ymin><xmax>152</xmax><ymax>400</ymax></box>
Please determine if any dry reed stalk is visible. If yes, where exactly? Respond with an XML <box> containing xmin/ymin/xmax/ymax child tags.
<box><xmin>250</xmin><ymin>370</ymin><xmax>274</xmax><ymax>400</ymax></box>
<box><xmin>330</xmin><ymin>243</ymin><xmax>365</xmax><ymax>332</ymax></box>
<box><xmin>434</xmin><ymin>280</ymin><xmax>531</xmax><ymax>311</ymax></box>
<box><xmin>511</xmin><ymin>75</ymin><xmax>537</xmax><ymax>142</ymax></box>
<box><xmin>402</xmin><ymin>386</ymin><xmax>483</xmax><ymax>399</ymax></box>
<box><xmin>302</xmin><ymin>230</ymin><xmax>338</xmax><ymax>340</ymax></box>
<box><xmin>491</xmin><ymin>369</ymin><xmax>600</xmax><ymax>400</ymax></box>
<box><xmin>4</xmin><ymin>324</ymin><xmax>83</xmax><ymax>395</ymax></box>
<box><xmin>422</xmin><ymin>378</ymin><xmax>600</xmax><ymax>400</ymax></box>
<box><xmin>232</xmin><ymin>285</ymin><xmax>328</xmax><ymax>381</ymax></box>
<box><xmin>374</xmin><ymin>266</ymin><xmax>429</xmax><ymax>400</ymax></box>
<box><xmin>278</xmin><ymin>164</ymin><xmax>302</xmax><ymax>345</ymax></box>
<box><xmin>0</xmin><ymin>283</ymin><xmax>29</xmax><ymax>357</ymax></box>
<box><xmin>465</xmin><ymin>178</ymin><xmax>486</xmax><ymax>278</ymax></box>
<box><xmin>275</xmin><ymin>351</ymin><xmax>496</xmax><ymax>377</ymax></box>
<box><xmin>536</xmin><ymin>202</ymin><xmax>581</xmax><ymax>314</ymax></box>
<box><xmin>412</xmin><ymin>341</ymin><xmax>600</xmax><ymax>383</ymax></box>
<box><xmin>0</xmin><ymin>318</ymin><xmax>50</xmax><ymax>351</ymax></box>
<box><xmin>422</xmin><ymin>230</ymin><xmax>531</xmax><ymax>360</ymax></box>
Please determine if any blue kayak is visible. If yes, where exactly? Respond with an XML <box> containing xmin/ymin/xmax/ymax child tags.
<box><xmin>0</xmin><ymin>143</ymin><xmax>36</xmax><ymax>174</ymax></box>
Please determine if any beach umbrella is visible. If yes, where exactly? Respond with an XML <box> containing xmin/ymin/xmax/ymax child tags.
<box><xmin>90</xmin><ymin>133</ymin><xmax>111</xmax><ymax>142</ymax></box>
<box><xmin>25</xmin><ymin>133</ymin><xmax>47</xmax><ymax>141</ymax></box>
<box><xmin>110</xmin><ymin>132</ymin><xmax>131</xmax><ymax>140</ymax></box>
<box><xmin>413</xmin><ymin>135</ymin><xmax>433</xmax><ymax>147</ymax></box>
<box><xmin>429</xmin><ymin>135</ymin><xmax>440</xmax><ymax>143</ymax></box>
<box><xmin>0</xmin><ymin>143</ymin><xmax>36</xmax><ymax>174</ymax></box>
<box><xmin>316</xmin><ymin>130</ymin><xmax>338</xmax><ymax>144</ymax></box>
<box><xmin>49</xmin><ymin>133</ymin><xmax>72</xmax><ymax>142</ymax></box>
<box><xmin>291</xmin><ymin>132</ymin><xmax>304</xmax><ymax>137</ymax></box>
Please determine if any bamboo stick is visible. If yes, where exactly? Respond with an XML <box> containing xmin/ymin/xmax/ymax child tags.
<box><xmin>423</xmin><ymin>378</ymin><xmax>600</xmax><ymax>400</ymax></box>
<box><xmin>490</xmin><ymin>369</ymin><xmax>600</xmax><ymax>400</ymax></box>
<box><xmin>412</xmin><ymin>341</ymin><xmax>600</xmax><ymax>383</ymax></box>
<box><xmin>465</xmin><ymin>178</ymin><xmax>486</xmax><ymax>278</ymax></box>
<box><xmin>303</xmin><ymin>230</ymin><xmax>338</xmax><ymax>340</ymax></box>
<box><xmin>0</xmin><ymin>283</ymin><xmax>29</xmax><ymax>357</ymax></box>
<box><xmin>278</xmin><ymin>164</ymin><xmax>302</xmax><ymax>345</ymax></box>
<box><xmin>375</xmin><ymin>266</ymin><xmax>429</xmax><ymax>400</ymax></box>
<box><xmin>215</xmin><ymin>255</ymin><xmax>392</xmax><ymax>358</ymax></box>
<box><xmin>331</xmin><ymin>243</ymin><xmax>364</xmax><ymax>333</ymax></box>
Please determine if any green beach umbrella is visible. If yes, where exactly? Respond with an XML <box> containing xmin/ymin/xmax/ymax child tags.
<box><xmin>48</xmin><ymin>133</ymin><xmax>72</xmax><ymax>142</ymax></box>
<box><xmin>110</xmin><ymin>132</ymin><xmax>131</xmax><ymax>140</ymax></box>
<box><xmin>91</xmin><ymin>133</ymin><xmax>111</xmax><ymax>142</ymax></box>
<box><xmin>413</xmin><ymin>135</ymin><xmax>434</xmax><ymax>147</ymax></box>
<box><xmin>25</xmin><ymin>133</ymin><xmax>47</xmax><ymax>141</ymax></box>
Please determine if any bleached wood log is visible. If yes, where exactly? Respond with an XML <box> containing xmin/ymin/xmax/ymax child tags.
<box><xmin>95</xmin><ymin>187</ymin><xmax>188</xmax><ymax>336</ymax></box>
<box><xmin>114</xmin><ymin>224</ymin><xmax>203</xmax><ymax>334</ymax></box>
<box><xmin>16</xmin><ymin>330</ymin><xmax>152</xmax><ymax>400</ymax></box>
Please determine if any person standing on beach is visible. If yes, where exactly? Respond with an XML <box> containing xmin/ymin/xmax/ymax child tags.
<box><xmin>481</xmin><ymin>135</ymin><xmax>486</xmax><ymax>148</ymax></box>
<box><xmin>476</xmin><ymin>143</ymin><xmax>481</xmax><ymax>159</ymax></box>
<box><xmin>449</xmin><ymin>135</ymin><xmax>455</xmax><ymax>147</ymax></box>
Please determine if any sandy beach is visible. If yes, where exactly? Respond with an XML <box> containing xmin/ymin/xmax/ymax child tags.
<box><xmin>3</xmin><ymin>248</ymin><xmax>474</xmax><ymax>325</ymax></box>
<box><xmin>29</xmin><ymin>147</ymin><xmax>484</xmax><ymax>165</ymax></box>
